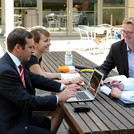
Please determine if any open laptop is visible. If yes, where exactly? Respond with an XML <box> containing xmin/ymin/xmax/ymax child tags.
<box><xmin>66</xmin><ymin>69</ymin><xmax>103</xmax><ymax>102</ymax></box>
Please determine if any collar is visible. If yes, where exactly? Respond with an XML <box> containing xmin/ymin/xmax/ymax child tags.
<box><xmin>127</xmin><ymin>45</ymin><xmax>132</xmax><ymax>53</ymax></box>
<box><xmin>127</xmin><ymin>44</ymin><xmax>134</xmax><ymax>53</ymax></box>
<box><xmin>7</xmin><ymin>51</ymin><xmax>21</xmax><ymax>68</ymax></box>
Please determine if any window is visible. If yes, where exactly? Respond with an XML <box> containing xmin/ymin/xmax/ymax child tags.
<box><xmin>14</xmin><ymin>0</ymin><xmax>37</xmax><ymax>7</ymax></box>
<box><xmin>103</xmin><ymin>0</ymin><xmax>125</xmax><ymax>7</ymax></box>
<box><xmin>103</xmin><ymin>0</ymin><xmax>125</xmax><ymax>25</ymax></box>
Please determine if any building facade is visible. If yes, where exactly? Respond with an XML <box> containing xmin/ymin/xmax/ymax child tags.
<box><xmin>0</xmin><ymin>0</ymin><xmax>134</xmax><ymax>36</ymax></box>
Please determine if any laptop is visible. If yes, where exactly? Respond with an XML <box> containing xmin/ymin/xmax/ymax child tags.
<box><xmin>66</xmin><ymin>69</ymin><xmax>103</xmax><ymax>102</ymax></box>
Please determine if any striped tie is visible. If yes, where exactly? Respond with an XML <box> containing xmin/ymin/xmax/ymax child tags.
<box><xmin>19</xmin><ymin>64</ymin><xmax>25</xmax><ymax>87</ymax></box>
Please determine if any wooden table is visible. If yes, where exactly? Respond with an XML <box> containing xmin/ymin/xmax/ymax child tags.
<box><xmin>42</xmin><ymin>51</ymin><xmax>134</xmax><ymax>134</ymax></box>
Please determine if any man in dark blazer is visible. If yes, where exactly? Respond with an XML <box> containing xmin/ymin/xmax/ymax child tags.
<box><xmin>98</xmin><ymin>17</ymin><xmax>134</xmax><ymax>79</ymax></box>
<box><xmin>0</xmin><ymin>28</ymin><xmax>80</xmax><ymax>134</ymax></box>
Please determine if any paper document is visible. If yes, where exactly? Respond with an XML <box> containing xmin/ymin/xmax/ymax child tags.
<box><xmin>61</xmin><ymin>73</ymin><xmax>80</xmax><ymax>79</ymax></box>
<box><xmin>104</xmin><ymin>75</ymin><xmax>127</xmax><ymax>83</ymax></box>
<box><xmin>100</xmin><ymin>85</ymin><xmax>111</xmax><ymax>95</ymax></box>
<box><xmin>61</xmin><ymin>73</ymin><xmax>84</xmax><ymax>85</ymax></box>
<box><xmin>101</xmin><ymin>75</ymin><xmax>127</xmax><ymax>96</ymax></box>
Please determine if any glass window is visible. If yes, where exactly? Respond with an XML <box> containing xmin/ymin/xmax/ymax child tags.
<box><xmin>14</xmin><ymin>9</ymin><xmax>24</xmax><ymax>26</ymax></box>
<box><xmin>43</xmin><ymin>0</ymin><xmax>67</xmax><ymax>32</ymax></box>
<box><xmin>103</xmin><ymin>0</ymin><xmax>125</xmax><ymax>25</ymax></box>
<box><xmin>73</xmin><ymin>0</ymin><xmax>97</xmax><ymax>26</ymax></box>
<box><xmin>14</xmin><ymin>0</ymin><xmax>37</xmax><ymax>7</ymax></box>
<box><xmin>103</xmin><ymin>9</ymin><xmax>125</xmax><ymax>25</ymax></box>
<box><xmin>43</xmin><ymin>0</ymin><xmax>66</xmax><ymax>11</ymax></box>
<box><xmin>14</xmin><ymin>0</ymin><xmax>37</xmax><ymax>27</ymax></box>
<box><xmin>103</xmin><ymin>0</ymin><xmax>125</xmax><ymax>7</ymax></box>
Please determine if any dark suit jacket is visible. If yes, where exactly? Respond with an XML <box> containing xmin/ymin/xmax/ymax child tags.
<box><xmin>98</xmin><ymin>39</ymin><xmax>128</xmax><ymax>79</ymax></box>
<box><xmin>0</xmin><ymin>53</ymin><xmax>61</xmax><ymax>134</ymax></box>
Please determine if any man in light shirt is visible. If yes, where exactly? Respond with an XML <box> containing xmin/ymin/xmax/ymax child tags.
<box><xmin>98</xmin><ymin>17</ymin><xmax>134</xmax><ymax>79</ymax></box>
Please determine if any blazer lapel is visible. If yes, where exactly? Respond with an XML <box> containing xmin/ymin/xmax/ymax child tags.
<box><xmin>4</xmin><ymin>53</ymin><xmax>19</xmax><ymax>73</ymax></box>
<box><xmin>4</xmin><ymin>53</ymin><xmax>26</xmax><ymax>84</ymax></box>
<box><xmin>23</xmin><ymin>68</ymin><xmax>35</xmax><ymax>95</ymax></box>
<box><xmin>120</xmin><ymin>41</ymin><xmax>129</xmax><ymax>77</ymax></box>
<box><xmin>4</xmin><ymin>53</ymin><xmax>35</xmax><ymax>94</ymax></box>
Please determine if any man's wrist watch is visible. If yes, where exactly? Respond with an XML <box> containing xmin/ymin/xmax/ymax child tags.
<box><xmin>68</xmin><ymin>78</ymin><xmax>72</xmax><ymax>84</ymax></box>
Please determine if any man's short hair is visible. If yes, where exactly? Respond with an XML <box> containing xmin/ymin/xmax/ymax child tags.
<box><xmin>123</xmin><ymin>17</ymin><xmax>134</xmax><ymax>25</ymax></box>
<box><xmin>7</xmin><ymin>28</ymin><xmax>32</xmax><ymax>52</ymax></box>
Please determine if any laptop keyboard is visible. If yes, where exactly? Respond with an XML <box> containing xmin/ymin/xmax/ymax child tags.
<box><xmin>76</xmin><ymin>92</ymin><xmax>90</xmax><ymax>100</ymax></box>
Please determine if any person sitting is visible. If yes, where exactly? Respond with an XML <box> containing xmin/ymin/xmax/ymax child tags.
<box><xmin>22</xmin><ymin>26</ymin><xmax>84</xmax><ymax>133</ymax></box>
<box><xmin>23</xmin><ymin>26</ymin><xmax>84</xmax><ymax>85</ymax></box>
<box><xmin>98</xmin><ymin>17</ymin><xmax>134</xmax><ymax>79</ymax></box>
<box><xmin>0</xmin><ymin>27</ymin><xmax>80</xmax><ymax>134</ymax></box>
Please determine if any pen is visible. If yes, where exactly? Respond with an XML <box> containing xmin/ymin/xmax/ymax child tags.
<box><xmin>108</xmin><ymin>81</ymin><xmax>121</xmax><ymax>88</ymax></box>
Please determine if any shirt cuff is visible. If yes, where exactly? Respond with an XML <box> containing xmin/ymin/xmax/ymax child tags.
<box><xmin>57</xmin><ymin>84</ymin><xmax>66</xmax><ymax>104</ymax></box>
<box><xmin>56</xmin><ymin>95</ymin><xmax>58</xmax><ymax>104</ymax></box>
<box><xmin>121</xmin><ymin>91</ymin><xmax>134</xmax><ymax>103</ymax></box>
<box><xmin>60</xmin><ymin>83</ymin><xmax>66</xmax><ymax>91</ymax></box>
<box><xmin>123</xmin><ymin>78</ymin><xmax>134</xmax><ymax>91</ymax></box>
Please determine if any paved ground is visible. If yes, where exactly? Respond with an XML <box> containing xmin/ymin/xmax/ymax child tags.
<box><xmin>0</xmin><ymin>38</ymin><xmax>115</xmax><ymax>65</ymax></box>
<box><xmin>50</xmin><ymin>39</ymin><xmax>114</xmax><ymax>65</ymax></box>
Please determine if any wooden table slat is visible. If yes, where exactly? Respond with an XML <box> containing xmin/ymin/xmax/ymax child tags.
<box><xmin>99</xmin><ymin>93</ymin><xmax>134</xmax><ymax>126</ymax></box>
<box><xmin>61</xmin><ymin>102</ymin><xmax>92</xmax><ymax>134</ymax></box>
<box><xmin>42</xmin><ymin>51</ymin><xmax>134</xmax><ymax>134</ymax></box>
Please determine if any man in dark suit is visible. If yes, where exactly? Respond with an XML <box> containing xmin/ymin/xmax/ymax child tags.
<box><xmin>98</xmin><ymin>17</ymin><xmax>134</xmax><ymax>79</ymax></box>
<box><xmin>0</xmin><ymin>28</ymin><xmax>80</xmax><ymax>134</ymax></box>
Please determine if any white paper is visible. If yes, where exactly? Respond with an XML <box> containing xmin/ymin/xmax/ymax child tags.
<box><xmin>104</xmin><ymin>75</ymin><xmax>127</xmax><ymax>83</ymax></box>
<box><xmin>61</xmin><ymin>73</ymin><xmax>80</xmax><ymax>79</ymax></box>
<box><xmin>100</xmin><ymin>85</ymin><xmax>111</xmax><ymax>95</ymax></box>
<box><xmin>61</xmin><ymin>73</ymin><xmax>84</xmax><ymax>85</ymax></box>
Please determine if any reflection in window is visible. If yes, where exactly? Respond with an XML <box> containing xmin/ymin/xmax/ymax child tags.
<box><xmin>43</xmin><ymin>0</ymin><xmax>66</xmax><ymax>11</ymax></box>
<box><xmin>14</xmin><ymin>9</ymin><xmax>24</xmax><ymax>26</ymax></box>
<box><xmin>103</xmin><ymin>0</ymin><xmax>125</xmax><ymax>7</ymax></box>
<box><xmin>14</xmin><ymin>0</ymin><xmax>37</xmax><ymax>7</ymax></box>
<box><xmin>73</xmin><ymin>0</ymin><xmax>97</xmax><ymax>26</ymax></box>
<box><xmin>43</xmin><ymin>0</ymin><xmax>67</xmax><ymax>31</ymax></box>
<box><xmin>103</xmin><ymin>9</ymin><xmax>125</xmax><ymax>25</ymax></box>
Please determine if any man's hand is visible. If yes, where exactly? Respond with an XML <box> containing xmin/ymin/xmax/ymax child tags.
<box><xmin>111</xmin><ymin>87</ymin><xmax>122</xmax><ymax>99</ymax></box>
<box><xmin>57</xmin><ymin>84</ymin><xmax>80</xmax><ymax>102</ymax></box>
<box><xmin>71</xmin><ymin>77</ymin><xmax>84</xmax><ymax>85</ymax></box>
<box><xmin>110</xmin><ymin>80</ymin><xmax>124</xmax><ymax>90</ymax></box>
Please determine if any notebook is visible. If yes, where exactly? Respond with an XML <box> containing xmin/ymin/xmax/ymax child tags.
<box><xmin>61</xmin><ymin>73</ymin><xmax>84</xmax><ymax>85</ymax></box>
<box><xmin>66</xmin><ymin>69</ymin><xmax>104</xmax><ymax>102</ymax></box>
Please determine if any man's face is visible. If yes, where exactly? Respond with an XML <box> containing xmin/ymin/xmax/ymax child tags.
<box><xmin>123</xmin><ymin>24</ymin><xmax>134</xmax><ymax>45</ymax></box>
<box><xmin>19</xmin><ymin>38</ymin><xmax>34</xmax><ymax>61</ymax></box>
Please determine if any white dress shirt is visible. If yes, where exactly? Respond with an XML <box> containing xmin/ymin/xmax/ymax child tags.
<box><xmin>121</xmin><ymin>78</ymin><xmax>134</xmax><ymax>103</ymax></box>
<box><xmin>7</xmin><ymin>51</ymin><xmax>21</xmax><ymax>73</ymax></box>
<box><xmin>127</xmin><ymin>45</ymin><xmax>134</xmax><ymax>78</ymax></box>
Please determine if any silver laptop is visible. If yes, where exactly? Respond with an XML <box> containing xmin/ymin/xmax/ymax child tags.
<box><xmin>66</xmin><ymin>69</ymin><xmax>103</xmax><ymax>102</ymax></box>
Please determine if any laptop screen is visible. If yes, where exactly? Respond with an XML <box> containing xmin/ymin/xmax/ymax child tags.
<box><xmin>87</xmin><ymin>69</ymin><xmax>103</xmax><ymax>96</ymax></box>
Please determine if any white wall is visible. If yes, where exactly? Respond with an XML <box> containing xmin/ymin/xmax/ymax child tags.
<box><xmin>128</xmin><ymin>0</ymin><xmax>134</xmax><ymax>17</ymax></box>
